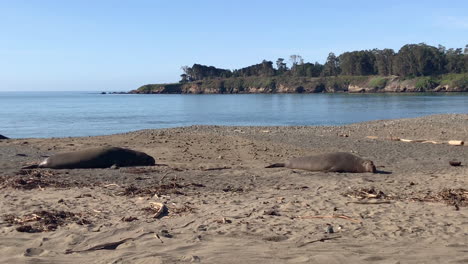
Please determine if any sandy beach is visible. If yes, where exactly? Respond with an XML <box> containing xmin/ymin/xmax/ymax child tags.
<box><xmin>0</xmin><ymin>114</ymin><xmax>467</xmax><ymax>264</ymax></box>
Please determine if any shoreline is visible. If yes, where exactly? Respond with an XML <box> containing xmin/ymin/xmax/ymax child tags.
<box><xmin>2</xmin><ymin>113</ymin><xmax>467</xmax><ymax>140</ymax></box>
<box><xmin>127</xmin><ymin>90</ymin><xmax>468</xmax><ymax>94</ymax></box>
<box><xmin>1</xmin><ymin>114</ymin><xmax>467</xmax><ymax>263</ymax></box>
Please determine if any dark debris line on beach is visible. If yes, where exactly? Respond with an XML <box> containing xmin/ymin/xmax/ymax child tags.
<box><xmin>343</xmin><ymin>187</ymin><xmax>468</xmax><ymax>210</ymax></box>
<box><xmin>3</xmin><ymin>210</ymin><xmax>91</xmax><ymax>233</ymax></box>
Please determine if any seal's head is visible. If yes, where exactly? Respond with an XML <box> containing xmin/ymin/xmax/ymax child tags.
<box><xmin>142</xmin><ymin>154</ymin><xmax>156</xmax><ymax>166</ymax></box>
<box><xmin>129</xmin><ymin>149</ymin><xmax>156</xmax><ymax>166</ymax></box>
<box><xmin>363</xmin><ymin>160</ymin><xmax>376</xmax><ymax>173</ymax></box>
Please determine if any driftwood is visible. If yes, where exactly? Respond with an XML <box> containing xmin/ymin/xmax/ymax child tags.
<box><xmin>200</xmin><ymin>166</ymin><xmax>232</xmax><ymax>171</ymax></box>
<box><xmin>297</xmin><ymin>236</ymin><xmax>342</xmax><ymax>247</ymax></box>
<box><xmin>159</xmin><ymin>171</ymin><xmax>170</xmax><ymax>183</ymax></box>
<box><xmin>298</xmin><ymin>215</ymin><xmax>361</xmax><ymax>223</ymax></box>
<box><xmin>367</xmin><ymin>136</ymin><xmax>464</xmax><ymax>146</ymax></box>
<box><xmin>346</xmin><ymin>200</ymin><xmax>393</xmax><ymax>205</ymax></box>
<box><xmin>448</xmin><ymin>140</ymin><xmax>464</xmax><ymax>146</ymax></box>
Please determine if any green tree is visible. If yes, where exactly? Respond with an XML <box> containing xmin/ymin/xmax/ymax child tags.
<box><xmin>445</xmin><ymin>48</ymin><xmax>465</xmax><ymax>73</ymax></box>
<box><xmin>289</xmin><ymin>55</ymin><xmax>303</xmax><ymax>67</ymax></box>
<box><xmin>291</xmin><ymin>62</ymin><xmax>323</xmax><ymax>77</ymax></box>
<box><xmin>321</xmin><ymin>52</ymin><xmax>340</xmax><ymax>76</ymax></box>
<box><xmin>373</xmin><ymin>49</ymin><xmax>395</xmax><ymax>76</ymax></box>
<box><xmin>233</xmin><ymin>60</ymin><xmax>275</xmax><ymax>77</ymax></box>
<box><xmin>276</xmin><ymin>58</ymin><xmax>288</xmax><ymax>74</ymax></box>
<box><xmin>393</xmin><ymin>44</ymin><xmax>445</xmax><ymax>76</ymax></box>
<box><xmin>464</xmin><ymin>44</ymin><xmax>468</xmax><ymax>72</ymax></box>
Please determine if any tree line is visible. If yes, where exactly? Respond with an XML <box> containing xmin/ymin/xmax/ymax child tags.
<box><xmin>179</xmin><ymin>43</ymin><xmax>468</xmax><ymax>82</ymax></box>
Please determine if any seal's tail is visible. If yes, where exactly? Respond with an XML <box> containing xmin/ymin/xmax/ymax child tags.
<box><xmin>265</xmin><ymin>163</ymin><xmax>285</xmax><ymax>168</ymax></box>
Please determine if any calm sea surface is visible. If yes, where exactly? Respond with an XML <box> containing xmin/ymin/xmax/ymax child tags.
<box><xmin>1</xmin><ymin>92</ymin><xmax>467</xmax><ymax>138</ymax></box>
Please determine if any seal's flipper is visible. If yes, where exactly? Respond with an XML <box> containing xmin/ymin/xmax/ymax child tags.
<box><xmin>21</xmin><ymin>164</ymin><xmax>39</xmax><ymax>169</ymax></box>
<box><xmin>265</xmin><ymin>163</ymin><xmax>285</xmax><ymax>168</ymax></box>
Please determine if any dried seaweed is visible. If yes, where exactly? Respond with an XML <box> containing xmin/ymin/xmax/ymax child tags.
<box><xmin>119</xmin><ymin>176</ymin><xmax>204</xmax><ymax>197</ymax></box>
<box><xmin>169</xmin><ymin>204</ymin><xmax>197</xmax><ymax>215</ymax></box>
<box><xmin>0</xmin><ymin>169</ymin><xmax>80</xmax><ymax>190</ymax></box>
<box><xmin>222</xmin><ymin>185</ymin><xmax>244</xmax><ymax>193</ymax></box>
<box><xmin>344</xmin><ymin>186</ymin><xmax>468</xmax><ymax>210</ymax></box>
<box><xmin>342</xmin><ymin>187</ymin><xmax>389</xmax><ymax>200</ymax></box>
<box><xmin>142</xmin><ymin>202</ymin><xmax>168</xmax><ymax>218</ymax></box>
<box><xmin>121</xmin><ymin>183</ymin><xmax>185</xmax><ymax>196</ymax></box>
<box><xmin>3</xmin><ymin>210</ymin><xmax>91</xmax><ymax>232</ymax></box>
<box><xmin>411</xmin><ymin>188</ymin><xmax>468</xmax><ymax>210</ymax></box>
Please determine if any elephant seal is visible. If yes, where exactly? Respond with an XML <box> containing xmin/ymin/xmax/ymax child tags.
<box><xmin>26</xmin><ymin>147</ymin><xmax>155</xmax><ymax>169</ymax></box>
<box><xmin>266</xmin><ymin>152</ymin><xmax>376</xmax><ymax>173</ymax></box>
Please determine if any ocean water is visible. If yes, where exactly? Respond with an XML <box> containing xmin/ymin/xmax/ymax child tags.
<box><xmin>1</xmin><ymin>92</ymin><xmax>467</xmax><ymax>138</ymax></box>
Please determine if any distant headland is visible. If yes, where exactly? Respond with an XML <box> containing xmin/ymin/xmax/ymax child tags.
<box><xmin>131</xmin><ymin>43</ymin><xmax>468</xmax><ymax>94</ymax></box>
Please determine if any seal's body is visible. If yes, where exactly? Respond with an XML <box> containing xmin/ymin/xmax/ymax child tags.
<box><xmin>266</xmin><ymin>152</ymin><xmax>376</xmax><ymax>173</ymax></box>
<box><xmin>38</xmin><ymin>147</ymin><xmax>155</xmax><ymax>169</ymax></box>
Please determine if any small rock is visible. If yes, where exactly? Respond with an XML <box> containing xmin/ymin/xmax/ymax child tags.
<box><xmin>159</xmin><ymin>229</ymin><xmax>173</xmax><ymax>238</ymax></box>
<box><xmin>197</xmin><ymin>225</ymin><xmax>207</xmax><ymax>232</ymax></box>
<box><xmin>180</xmin><ymin>255</ymin><xmax>201</xmax><ymax>262</ymax></box>
<box><xmin>110</xmin><ymin>164</ymin><xmax>119</xmax><ymax>169</ymax></box>
<box><xmin>449</xmin><ymin>160</ymin><xmax>461</xmax><ymax>167</ymax></box>
<box><xmin>263</xmin><ymin>209</ymin><xmax>281</xmax><ymax>216</ymax></box>
<box><xmin>24</xmin><ymin>248</ymin><xmax>44</xmax><ymax>257</ymax></box>
<box><xmin>121</xmin><ymin>216</ymin><xmax>138</xmax><ymax>222</ymax></box>
<box><xmin>326</xmin><ymin>224</ymin><xmax>334</xmax><ymax>234</ymax></box>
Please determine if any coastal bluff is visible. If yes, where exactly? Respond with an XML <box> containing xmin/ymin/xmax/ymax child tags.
<box><xmin>131</xmin><ymin>74</ymin><xmax>468</xmax><ymax>94</ymax></box>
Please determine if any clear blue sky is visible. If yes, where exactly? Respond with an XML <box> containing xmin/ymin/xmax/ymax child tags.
<box><xmin>1</xmin><ymin>0</ymin><xmax>467</xmax><ymax>91</ymax></box>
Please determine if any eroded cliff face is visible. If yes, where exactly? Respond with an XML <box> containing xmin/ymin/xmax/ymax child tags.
<box><xmin>349</xmin><ymin>77</ymin><xmax>466</xmax><ymax>93</ymax></box>
<box><xmin>132</xmin><ymin>75</ymin><xmax>467</xmax><ymax>94</ymax></box>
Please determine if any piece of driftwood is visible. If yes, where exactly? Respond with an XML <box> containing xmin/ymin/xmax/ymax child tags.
<box><xmin>298</xmin><ymin>215</ymin><xmax>361</xmax><ymax>223</ymax></box>
<box><xmin>399</xmin><ymin>138</ymin><xmax>412</xmax><ymax>142</ymax></box>
<box><xmin>421</xmin><ymin>140</ymin><xmax>440</xmax><ymax>144</ymax></box>
<box><xmin>297</xmin><ymin>236</ymin><xmax>342</xmax><ymax>247</ymax></box>
<box><xmin>399</xmin><ymin>138</ymin><xmax>427</xmax><ymax>143</ymax></box>
<box><xmin>448</xmin><ymin>140</ymin><xmax>464</xmax><ymax>146</ymax></box>
<box><xmin>346</xmin><ymin>201</ymin><xmax>393</xmax><ymax>205</ymax></box>
<box><xmin>369</xmin><ymin>136</ymin><xmax>465</xmax><ymax>146</ymax></box>
<box><xmin>103</xmin><ymin>183</ymin><xmax>120</xmax><ymax>188</ymax></box>
<box><xmin>201</xmin><ymin>166</ymin><xmax>232</xmax><ymax>171</ymax></box>
<box><xmin>159</xmin><ymin>172</ymin><xmax>170</xmax><ymax>183</ymax></box>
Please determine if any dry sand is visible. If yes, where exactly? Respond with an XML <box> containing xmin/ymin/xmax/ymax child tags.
<box><xmin>0</xmin><ymin>114</ymin><xmax>467</xmax><ymax>264</ymax></box>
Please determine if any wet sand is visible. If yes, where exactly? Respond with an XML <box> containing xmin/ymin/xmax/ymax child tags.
<box><xmin>0</xmin><ymin>114</ymin><xmax>467</xmax><ymax>263</ymax></box>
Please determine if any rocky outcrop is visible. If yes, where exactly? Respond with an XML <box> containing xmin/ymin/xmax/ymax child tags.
<box><xmin>0</xmin><ymin>134</ymin><xmax>9</xmax><ymax>139</ymax></box>
<box><xmin>132</xmin><ymin>74</ymin><xmax>468</xmax><ymax>94</ymax></box>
